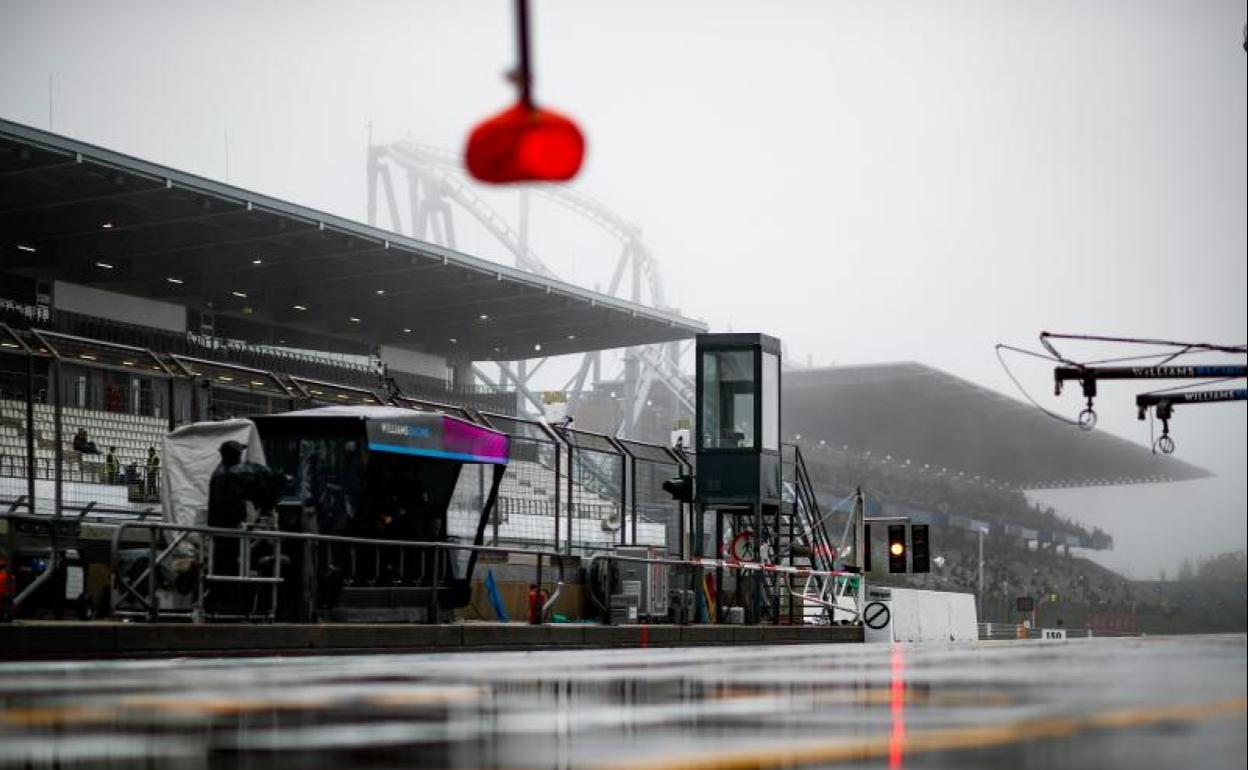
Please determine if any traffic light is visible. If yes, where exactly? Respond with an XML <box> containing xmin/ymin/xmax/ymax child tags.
<box><xmin>662</xmin><ymin>474</ymin><xmax>694</xmax><ymax>503</ymax></box>
<box><xmin>911</xmin><ymin>524</ymin><xmax>930</xmax><ymax>573</ymax></box>
<box><xmin>887</xmin><ymin>524</ymin><xmax>907</xmax><ymax>573</ymax></box>
<box><xmin>863</xmin><ymin>523</ymin><xmax>872</xmax><ymax>572</ymax></box>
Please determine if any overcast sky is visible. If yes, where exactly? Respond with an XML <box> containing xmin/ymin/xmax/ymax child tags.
<box><xmin>2</xmin><ymin>0</ymin><xmax>1244</xmax><ymax>578</ymax></box>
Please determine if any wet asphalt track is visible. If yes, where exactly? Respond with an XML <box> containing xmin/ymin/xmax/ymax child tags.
<box><xmin>0</xmin><ymin>634</ymin><xmax>1244</xmax><ymax>769</ymax></box>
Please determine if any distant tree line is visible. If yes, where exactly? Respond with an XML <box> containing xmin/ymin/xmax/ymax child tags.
<box><xmin>1173</xmin><ymin>551</ymin><xmax>1247</xmax><ymax>583</ymax></box>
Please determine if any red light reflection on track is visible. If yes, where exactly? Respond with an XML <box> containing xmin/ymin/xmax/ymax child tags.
<box><xmin>889</xmin><ymin>645</ymin><xmax>906</xmax><ymax>769</ymax></box>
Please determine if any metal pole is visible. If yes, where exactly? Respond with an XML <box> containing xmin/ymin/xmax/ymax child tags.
<box><xmin>714</xmin><ymin>510</ymin><xmax>723</xmax><ymax>623</ymax></box>
<box><xmin>429</xmin><ymin>545</ymin><xmax>441</xmax><ymax>625</ymax></box>
<box><xmin>629</xmin><ymin>455</ymin><xmax>637</xmax><ymax>546</ymax></box>
<box><xmin>52</xmin><ymin>359</ymin><xmax>62</xmax><ymax>518</ymax></box>
<box><xmin>166</xmin><ymin>376</ymin><xmax>176</xmax><ymax>432</ymax></box>
<box><xmin>514</xmin><ymin>0</ymin><xmax>533</xmax><ymax>107</ymax></box>
<box><xmin>533</xmin><ymin>552</ymin><xmax>543</xmax><ymax>625</ymax></box>
<box><xmin>566</xmin><ymin>442</ymin><xmax>574</xmax><ymax>553</ymax></box>
<box><xmin>24</xmin><ymin>350</ymin><xmax>36</xmax><ymax>514</ymax></box>
<box><xmin>751</xmin><ymin>502</ymin><xmax>762</xmax><ymax>624</ymax></box>
<box><xmin>147</xmin><ymin>525</ymin><xmax>158</xmax><ymax>622</ymax></box>
<box><xmin>977</xmin><ymin>529</ymin><xmax>985</xmax><ymax>618</ymax></box>
<box><xmin>553</xmin><ymin>442</ymin><xmax>560</xmax><ymax>553</ymax></box>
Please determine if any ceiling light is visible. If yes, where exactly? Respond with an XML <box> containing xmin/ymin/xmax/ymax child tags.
<box><xmin>566</xmin><ymin>334</ymin><xmax>576</xmax><ymax>340</ymax></box>
<box><xmin>479</xmin><ymin>314</ymin><xmax>489</xmax><ymax>320</ymax></box>
<box><xmin>231</xmin><ymin>291</ymin><xmax>247</xmax><ymax>298</ymax></box>
<box><xmin>349</xmin><ymin>316</ymin><xmax>361</xmax><ymax>323</ymax></box>
<box><xmin>375</xmin><ymin>289</ymin><xmax>386</xmax><ymax>295</ymax></box>
<box><xmin>166</xmin><ymin>277</ymin><xmax>184</xmax><ymax>285</ymax></box>
<box><xmin>95</xmin><ymin>261</ymin><xmax>114</xmax><ymax>269</ymax></box>
<box><xmin>534</xmin><ymin>343</ymin><xmax>542</xmax><ymax>352</ymax></box>
<box><xmin>449</xmin><ymin>337</ymin><xmax>457</xmax><ymax>344</ymax></box>
<box><xmin>251</xmin><ymin>258</ymin><xmax>263</xmax><ymax>265</ymax></box>
<box><xmin>101</xmin><ymin>222</ymin><xmax>114</xmax><ymax>229</ymax></box>
<box><xmin>121</xmin><ymin>360</ymin><xmax>136</xmax><ymax>366</ymax></box>
<box><xmin>219</xmin><ymin>375</ymin><xmax>233</xmax><ymax>382</ymax></box>
<box><xmin>16</xmin><ymin>244</ymin><xmax>36</xmax><ymax>253</ymax></box>
<box><xmin>79</xmin><ymin>353</ymin><xmax>96</xmax><ymax>361</ymax></box>
<box><xmin>403</xmin><ymin>328</ymin><xmax>412</xmax><ymax>334</ymax></box>
<box><xmin>292</xmin><ymin>304</ymin><xmax>307</xmax><ymax>311</ymax></box>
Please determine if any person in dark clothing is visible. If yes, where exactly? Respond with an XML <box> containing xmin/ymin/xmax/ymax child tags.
<box><xmin>145</xmin><ymin>446</ymin><xmax>160</xmax><ymax>496</ymax></box>
<box><xmin>104</xmin><ymin>446</ymin><xmax>120</xmax><ymax>484</ymax></box>
<box><xmin>206</xmin><ymin>441</ymin><xmax>282</xmax><ymax>577</ymax></box>
<box><xmin>205</xmin><ymin>440</ymin><xmax>282</xmax><ymax>614</ymax></box>
<box><xmin>72</xmin><ymin>428</ymin><xmax>100</xmax><ymax>455</ymax></box>
<box><xmin>207</xmin><ymin>441</ymin><xmax>248</xmax><ymax>585</ymax></box>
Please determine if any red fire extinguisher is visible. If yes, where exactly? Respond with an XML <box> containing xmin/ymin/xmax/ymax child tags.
<box><xmin>527</xmin><ymin>584</ymin><xmax>549</xmax><ymax>625</ymax></box>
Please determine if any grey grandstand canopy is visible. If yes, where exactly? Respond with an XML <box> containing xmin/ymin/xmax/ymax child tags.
<box><xmin>784</xmin><ymin>363</ymin><xmax>1210</xmax><ymax>490</ymax></box>
<box><xmin>0</xmin><ymin>118</ymin><xmax>705</xmax><ymax>360</ymax></box>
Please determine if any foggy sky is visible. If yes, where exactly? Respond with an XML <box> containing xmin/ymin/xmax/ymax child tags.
<box><xmin>1</xmin><ymin>0</ymin><xmax>1244</xmax><ymax>578</ymax></box>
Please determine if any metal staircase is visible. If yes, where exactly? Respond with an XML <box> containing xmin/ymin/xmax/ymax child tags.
<box><xmin>773</xmin><ymin>444</ymin><xmax>860</xmax><ymax>624</ymax></box>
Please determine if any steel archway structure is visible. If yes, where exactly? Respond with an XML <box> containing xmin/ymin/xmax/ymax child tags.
<box><xmin>367</xmin><ymin>141</ymin><xmax>692</xmax><ymax>438</ymax></box>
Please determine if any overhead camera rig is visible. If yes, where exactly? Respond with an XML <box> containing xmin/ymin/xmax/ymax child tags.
<box><xmin>1053</xmin><ymin>364</ymin><xmax>1247</xmax><ymax>430</ymax></box>
<box><xmin>1044</xmin><ymin>332</ymin><xmax>1247</xmax><ymax>454</ymax></box>
<box><xmin>1134</xmin><ymin>387</ymin><xmax>1248</xmax><ymax>454</ymax></box>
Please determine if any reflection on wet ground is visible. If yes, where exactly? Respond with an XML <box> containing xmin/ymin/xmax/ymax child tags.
<box><xmin>0</xmin><ymin>634</ymin><xmax>1244</xmax><ymax>769</ymax></box>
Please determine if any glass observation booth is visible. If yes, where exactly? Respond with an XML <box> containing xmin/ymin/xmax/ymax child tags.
<box><xmin>694</xmin><ymin>333</ymin><xmax>782</xmax><ymax>623</ymax></box>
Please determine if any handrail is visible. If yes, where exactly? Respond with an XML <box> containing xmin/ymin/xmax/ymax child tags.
<box><xmin>3</xmin><ymin>510</ymin><xmax>862</xmax><ymax>626</ymax></box>
<box><xmin>101</xmin><ymin>515</ymin><xmax>572</xmax><ymax>623</ymax></box>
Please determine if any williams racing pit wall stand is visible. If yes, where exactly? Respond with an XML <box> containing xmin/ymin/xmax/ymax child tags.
<box><xmin>112</xmin><ymin>406</ymin><xmax>509</xmax><ymax>623</ymax></box>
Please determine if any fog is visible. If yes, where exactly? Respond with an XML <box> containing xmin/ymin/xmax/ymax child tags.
<box><xmin>1</xmin><ymin>0</ymin><xmax>1244</xmax><ymax>579</ymax></box>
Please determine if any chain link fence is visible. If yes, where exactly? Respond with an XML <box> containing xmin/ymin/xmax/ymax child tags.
<box><xmin>472</xmin><ymin>413</ymin><xmax>565</xmax><ymax>549</ymax></box>
<box><xmin>620</xmin><ymin>439</ymin><xmax>685</xmax><ymax>557</ymax></box>
<box><xmin>558</xmin><ymin>428</ymin><xmax>626</xmax><ymax>554</ymax></box>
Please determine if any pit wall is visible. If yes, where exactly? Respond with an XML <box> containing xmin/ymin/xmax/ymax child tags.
<box><xmin>866</xmin><ymin>588</ymin><xmax>978</xmax><ymax>643</ymax></box>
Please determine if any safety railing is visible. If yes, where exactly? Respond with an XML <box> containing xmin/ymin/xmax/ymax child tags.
<box><xmin>2</xmin><ymin>510</ymin><xmax>864</xmax><ymax>626</ymax></box>
<box><xmin>103</xmin><ymin>516</ymin><xmax>571</xmax><ymax>624</ymax></box>
<box><xmin>978</xmin><ymin>622</ymin><xmax>1099</xmax><ymax>640</ymax></box>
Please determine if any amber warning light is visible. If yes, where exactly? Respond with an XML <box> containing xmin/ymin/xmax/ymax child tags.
<box><xmin>466</xmin><ymin>0</ymin><xmax>585</xmax><ymax>184</ymax></box>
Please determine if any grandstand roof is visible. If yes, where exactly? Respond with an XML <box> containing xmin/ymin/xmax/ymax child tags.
<box><xmin>784</xmin><ymin>362</ymin><xmax>1210</xmax><ymax>489</ymax></box>
<box><xmin>0</xmin><ymin>118</ymin><xmax>706</xmax><ymax>360</ymax></box>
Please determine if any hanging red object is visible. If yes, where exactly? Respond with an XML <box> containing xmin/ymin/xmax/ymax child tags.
<box><xmin>465</xmin><ymin>0</ymin><xmax>585</xmax><ymax>184</ymax></box>
<box><xmin>466</xmin><ymin>103</ymin><xmax>584</xmax><ymax>183</ymax></box>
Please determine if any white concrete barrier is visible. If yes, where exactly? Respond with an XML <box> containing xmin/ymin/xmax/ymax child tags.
<box><xmin>863</xmin><ymin>586</ymin><xmax>978</xmax><ymax>643</ymax></box>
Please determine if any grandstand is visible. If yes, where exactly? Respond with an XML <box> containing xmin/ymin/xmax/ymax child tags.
<box><xmin>0</xmin><ymin>117</ymin><xmax>704</xmax><ymax>565</ymax></box>
<box><xmin>783</xmin><ymin>363</ymin><xmax>1220</xmax><ymax>624</ymax></box>
<box><xmin>785</xmin><ymin>363</ymin><xmax>1208</xmax><ymax>488</ymax></box>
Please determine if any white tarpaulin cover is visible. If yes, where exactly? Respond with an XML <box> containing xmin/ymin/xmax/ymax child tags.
<box><xmin>161</xmin><ymin>419</ymin><xmax>267</xmax><ymax>536</ymax></box>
